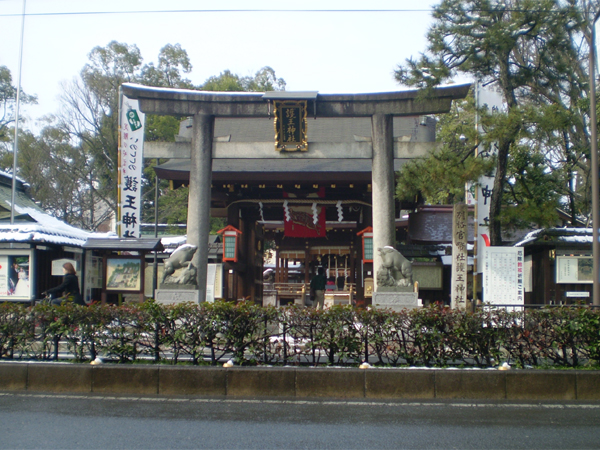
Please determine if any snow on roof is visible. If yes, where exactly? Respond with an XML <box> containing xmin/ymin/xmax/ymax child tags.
<box><xmin>160</xmin><ymin>235</ymin><xmax>223</xmax><ymax>254</ymax></box>
<box><xmin>430</xmin><ymin>243</ymin><xmax>474</xmax><ymax>255</ymax></box>
<box><xmin>89</xmin><ymin>231</ymin><xmax>119</xmax><ymax>239</ymax></box>
<box><xmin>514</xmin><ymin>228</ymin><xmax>593</xmax><ymax>247</ymax></box>
<box><xmin>0</xmin><ymin>169</ymin><xmax>29</xmax><ymax>187</ymax></box>
<box><xmin>559</xmin><ymin>235</ymin><xmax>593</xmax><ymax>244</ymax></box>
<box><xmin>123</xmin><ymin>83</ymin><xmax>265</xmax><ymax>97</ymax></box>
<box><xmin>513</xmin><ymin>229</ymin><xmax>543</xmax><ymax>247</ymax></box>
<box><xmin>161</xmin><ymin>235</ymin><xmax>188</xmax><ymax>248</ymax></box>
<box><xmin>0</xmin><ymin>205</ymin><xmax>93</xmax><ymax>246</ymax></box>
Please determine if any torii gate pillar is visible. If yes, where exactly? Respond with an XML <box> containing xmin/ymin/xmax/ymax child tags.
<box><xmin>187</xmin><ymin>113</ymin><xmax>214</xmax><ymax>301</ymax></box>
<box><xmin>371</xmin><ymin>114</ymin><xmax>396</xmax><ymax>291</ymax></box>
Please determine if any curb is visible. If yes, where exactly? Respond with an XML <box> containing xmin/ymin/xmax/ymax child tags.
<box><xmin>1</xmin><ymin>362</ymin><xmax>598</xmax><ymax>400</ymax></box>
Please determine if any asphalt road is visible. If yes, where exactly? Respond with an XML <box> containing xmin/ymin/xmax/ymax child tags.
<box><xmin>1</xmin><ymin>392</ymin><xmax>599</xmax><ymax>449</ymax></box>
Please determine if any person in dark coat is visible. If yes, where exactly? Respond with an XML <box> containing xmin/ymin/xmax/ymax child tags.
<box><xmin>8</xmin><ymin>262</ymin><xmax>18</xmax><ymax>295</ymax></box>
<box><xmin>310</xmin><ymin>267</ymin><xmax>327</xmax><ymax>309</ymax></box>
<box><xmin>43</xmin><ymin>262</ymin><xmax>85</xmax><ymax>306</ymax></box>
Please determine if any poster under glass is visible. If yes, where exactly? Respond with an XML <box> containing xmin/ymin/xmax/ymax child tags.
<box><xmin>0</xmin><ymin>250</ymin><xmax>33</xmax><ymax>300</ymax></box>
<box><xmin>556</xmin><ymin>256</ymin><xmax>593</xmax><ymax>284</ymax></box>
<box><xmin>105</xmin><ymin>257</ymin><xmax>142</xmax><ymax>292</ymax></box>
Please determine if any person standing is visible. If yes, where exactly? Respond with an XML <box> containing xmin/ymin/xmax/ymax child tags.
<box><xmin>14</xmin><ymin>265</ymin><xmax>29</xmax><ymax>297</ymax></box>
<box><xmin>310</xmin><ymin>267</ymin><xmax>327</xmax><ymax>310</ymax></box>
<box><xmin>8</xmin><ymin>262</ymin><xmax>18</xmax><ymax>295</ymax></box>
<box><xmin>43</xmin><ymin>262</ymin><xmax>85</xmax><ymax>306</ymax></box>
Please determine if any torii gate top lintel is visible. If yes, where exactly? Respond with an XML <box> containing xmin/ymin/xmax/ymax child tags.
<box><xmin>121</xmin><ymin>82</ymin><xmax>471</xmax><ymax>118</ymax></box>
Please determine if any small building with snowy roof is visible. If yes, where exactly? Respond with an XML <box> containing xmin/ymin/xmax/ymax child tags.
<box><xmin>0</xmin><ymin>171</ymin><xmax>100</xmax><ymax>302</ymax></box>
<box><xmin>0</xmin><ymin>170</ymin><xmax>225</xmax><ymax>303</ymax></box>
<box><xmin>514</xmin><ymin>227</ymin><xmax>593</xmax><ymax>304</ymax></box>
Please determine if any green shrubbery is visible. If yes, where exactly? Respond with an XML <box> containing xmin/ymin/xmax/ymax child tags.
<box><xmin>0</xmin><ymin>300</ymin><xmax>599</xmax><ymax>368</ymax></box>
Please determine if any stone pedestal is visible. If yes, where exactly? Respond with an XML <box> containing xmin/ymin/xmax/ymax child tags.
<box><xmin>372</xmin><ymin>291</ymin><xmax>419</xmax><ymax>311</ymax></box>
<box><xmin>159</xmin><ymin>283</ymin><xmax>198</xmax><ymax>290</ymax></box>
<box><xmin>155</xmin><ymin>288</ymin><xmax>200</xmax><ymax>305</ymax></box>
<box><xmin>263</xmin><ymin>289</ymin><xmax>277</xmax><ymax>307</ymax></box>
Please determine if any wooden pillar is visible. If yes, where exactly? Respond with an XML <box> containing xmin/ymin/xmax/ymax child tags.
<box><xmin>543</xmin><ymin>250</ymin><xmax>552</xmax><ymax>304</ymax></box>
<box><xmin>349</xmin><ymin>242</ymin><xmax>355</xmax><ymax>285</ymax></box>
<box><xmin>240</xmin><ymin>217</ymin><xmax>257</xmax><ymax>302</ymax></box>
<box><xmin>225</xmin><ymin>204</ymin><xmax>245</xmax><ymax>301</ymax></box>
<box><xmin>255</xmin><ymin>223</ymin><xmax>265</xmax><ymax>302</ymax></box>
<box><xmin>247</xmin><ymin>222</ymin><xmax>256</xmax><ymax>302</ymax></box>
<box><xmin>355</xmin><ymin>234</ymin><xmax>365</xmax><ymax>302</ymax></box>
<box><xmin>275</xmin><ymin>247</ymin><xmax>280</xmax><ymax>283</ymax></box>
<box><xmin>304</xmin><ymin>242</ymin><xmax>311</xmax><ymax>285</ymax></box>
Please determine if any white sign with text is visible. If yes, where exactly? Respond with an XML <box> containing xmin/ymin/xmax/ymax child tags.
<box><xmin>483</xmin><ymin>246</ymin><xmax>524</xmax><ymax>305</ymax></box>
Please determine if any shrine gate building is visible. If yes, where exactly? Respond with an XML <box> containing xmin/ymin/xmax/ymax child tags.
<box><xmin>123</xmin><ymin>83</ymin><xmax>471</xmax><ymax>304</ymax></box>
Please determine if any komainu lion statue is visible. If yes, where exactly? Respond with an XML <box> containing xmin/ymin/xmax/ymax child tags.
<box><xmin>377</xmin><ymin>246</ymin><xmax>413</xmax><ymax>287</ymax></box>
<box><xmin>161</xmin><ymin>244</ymin><xmax>198</xmax><ymax>285</ymax></box>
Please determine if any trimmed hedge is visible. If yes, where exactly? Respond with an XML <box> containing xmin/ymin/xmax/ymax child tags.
<box><xmin>0</xmin><ymin>301</ymin><xmax>599</xmax><ymax>368</ymax></box>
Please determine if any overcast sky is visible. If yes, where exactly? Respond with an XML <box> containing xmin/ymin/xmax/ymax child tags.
<box><xmin>1</xmin><ymin>0</ymin><xmax>442</xmax><ymax>130</ymax></box>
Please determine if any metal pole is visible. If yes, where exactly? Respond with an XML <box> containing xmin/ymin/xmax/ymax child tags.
<box><xmin>117</xmin><ymin>87</ymin><xmax>123</xmax><ymax>237</ymax></box>
<box><xmin>472</xmin><ymin>81</ymin><xmax>480</xmax><ymax>310</ymax></box>
<box><xmin>590</xmin><ymin>11</ymin><xmax>600</xmax><ymax>307</ymax></box>
<box><xmin>153</xmin><ymin>159</ymin><xmax>159</xmax><ymax>295</ymax></box>
<box><xmin>11</xmin><ymin>0</ymin><xmax>26</xmax><ymax>225</ymax></box>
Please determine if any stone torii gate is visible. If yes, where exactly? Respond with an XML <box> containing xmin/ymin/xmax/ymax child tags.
<box><xmin>122</xmin><ymin>83</ymin><xmax>470</xmax><ymax>302</ymax></box>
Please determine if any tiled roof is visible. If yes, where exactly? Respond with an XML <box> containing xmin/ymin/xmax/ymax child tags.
<box><xmin>408</xmin><ymin>207</ymin><xmax>475</xmax><ymax>244</ymax></box>
<box><xmin>155</xmin><ymin>158</ymin><xmax>411</xmax><ymax>182</ymax></box>
<box><xmin>0</xmin><ymin>183</ymin><xmax>45</xmax><ymax>214</ymax></box>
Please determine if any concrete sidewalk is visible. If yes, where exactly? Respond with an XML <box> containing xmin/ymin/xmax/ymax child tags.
<box><xmin>1</xmin><ymin>362</ymin><xmax>599</xmax><ymax>401</ymax></box>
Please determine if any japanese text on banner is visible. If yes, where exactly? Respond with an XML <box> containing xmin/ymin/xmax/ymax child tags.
<box><xmin>118</xmin><ymin>97</ymin><xmax>145</xmax><ymax>238</ymax></box>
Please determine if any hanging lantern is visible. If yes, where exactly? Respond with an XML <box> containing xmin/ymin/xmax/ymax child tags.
<box><xmin>217</xmin><ymin>225</ymin><xmax>243</xmax><ymax>262</ymax></box>
<box><xmin>357</xmin><ymin>227</ymin><xmax>374</xmax><ymax>263</ymax></box>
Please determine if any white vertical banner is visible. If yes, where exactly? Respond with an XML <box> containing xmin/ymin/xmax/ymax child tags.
<box><xmin>451</xmin><ymin>203</ymin><xmax>468</xmax><ymax>310</ymax></box>
<box><xmin>483</xmin><ymin>246</ymin><xmax>524</xmax><ymax>305</ymax></box>
<box><xmin>206</xmin><ymin>263</ymin><xmax>217</xmax><ymax>303</ymax></box>
<box><xmin>118</xmin><ymin>96</ymin><xmax>145</xmax><ymax>238</ymax></box>
<box><xmin>596</xmin><ymin>19</ymin><xmax>600</xmax><ymax>78</ymax></box>
<box><xmin>476</xmin><ymin>174</ymin><xmax>495</xmax><ymax>248</ymax></box>
<box><xmin>474</xmin><ymin>84</ymin><xmax>504</xmax><ymax>272</ymax></box>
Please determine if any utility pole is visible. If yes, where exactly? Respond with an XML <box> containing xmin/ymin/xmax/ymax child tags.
<box><xmin>589</xmin><ymin>9</ymin><xmax>600</xmax><ymax>307</ymax></box>
<box><xmin>10</xmin><ymin>0</ymin><xmax>26</xmax><ymax>225</ymax></box>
